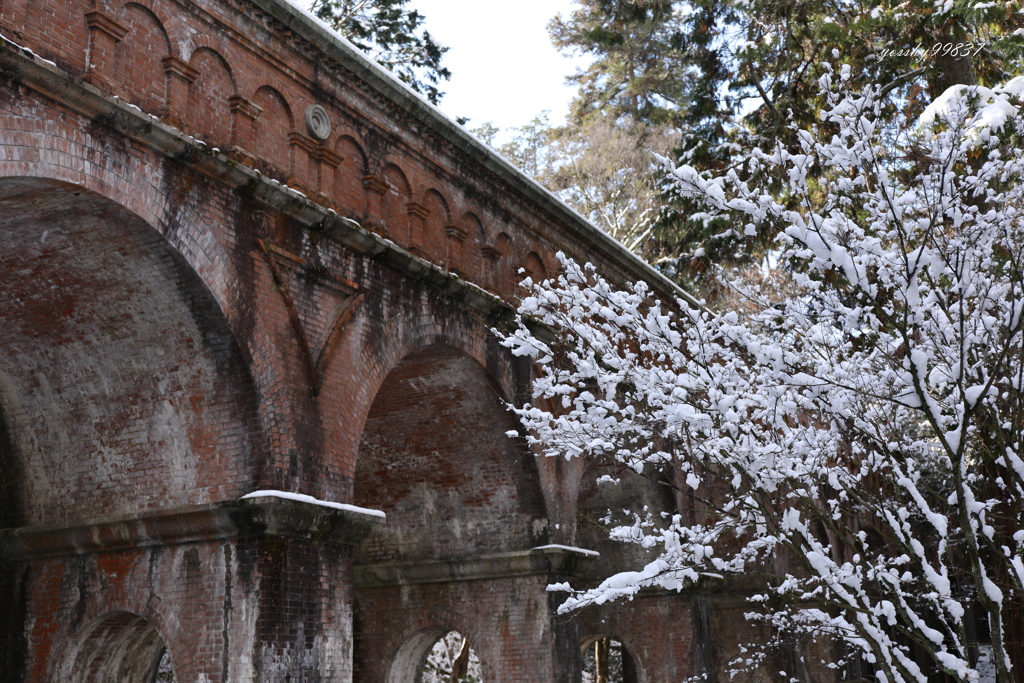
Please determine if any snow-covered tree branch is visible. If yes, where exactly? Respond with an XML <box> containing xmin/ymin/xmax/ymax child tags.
<box><xmin>501</xmin><ymin>70</ymin><xmax>1024</xmax><ymax>682</ymax></box>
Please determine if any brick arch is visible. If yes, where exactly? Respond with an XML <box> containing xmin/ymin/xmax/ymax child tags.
<box><xmin>574</xmin><ymin>457</ymin><xmax>676</xmax><ymax>578</ymax></box>
<box><xmin>352</xmin><ymin>340</ymin><xmax>547</xmax><ymax>564</ymax></box>
<box><xmin>112</xmin><ymin>2</ymin><xmax>171</xmax><ymax>115</ymax></box>
<box><xmin>45</xmin><ymin>585</ymin><xmax>190</xmax><ymax>683</ymax></box>
<box><xmin>383</xmin><ymin>615</ymin><xmax>490</xmax><ymax>683</ymax></box>
<box><xmin>112</xmin><ymin>0</ymin><xmax>182</xmax><ymax>55</ymax></box>
<box><xmin>322</xmin><ymin>315</ymin><xmax>502</xmax><ymax>496</ymax></box>
<box><xmin>0</xmin><ymin>116</ymin><xmax>237</xmax><ymax>320</ymax></box>
<box><xmin>579</xmin><ymin>633</ymin><xmax>646</xmax><ymax>683</ymax></box>
<box><xmin>334</xmin><ymin>134</ymin><xmax>369</xmax><ymax>219</ymax></box>
<box><xmin>482</xmin><ymin>231</ymin><xmax>513</xmax><ymax>293</ymax></box>
<box><xmin>185</xmin><ymin>46</ymin><xmax>235</xmax><ymax>147</ymax></box>
<box><xmin>453</xmin><ymin>211</ymin><xmax>485</xmax><ymax>280</ymax></box>
<box><xmin>0</xmin><ymin>111</ymin><xmax>327</xmax><ymax>513</ymax></box>
<box><xmin>341</xmin><ymin>310</ymin><xmax>522</xmax><ymax>439</ymax></box>
<box><xmin>380</xmin><ymin>163</ymin><xmax>411</xmax><ymax>243</ymax></box>
<box><xmin>419</xmin><ymin>187</ymin><xmax>449</xmax><ymax>259</ymax></box>
<box><xmin>0</xmin><ymin>176</ymin><xmax>266</xmax><ymax>525</ymax></box>
<box><xmin>251</xmin><ymin>84</ymin><xmax>294</xmax><ymax>181</ymax></box>
<box><xmin>521</xmin><ymin>250</ymin><xmax>548</xmax><ymax>287</ymax></box>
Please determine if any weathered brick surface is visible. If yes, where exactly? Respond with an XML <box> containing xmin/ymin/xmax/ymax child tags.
<box><xmin>354</xmin><ymin>575</ymin><xmax>576</xmax><ymax>683</ymax></box>
<box><xmin>0</xmin><ymin>0</ymin><xmax>813</xmax><ymax>681</ymax></box>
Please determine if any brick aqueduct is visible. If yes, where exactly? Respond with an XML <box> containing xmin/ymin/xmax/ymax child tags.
<box><xmin>0</xmin><ymin>0</ymin><xmax>755</xmax><ymax>681</ymax></box>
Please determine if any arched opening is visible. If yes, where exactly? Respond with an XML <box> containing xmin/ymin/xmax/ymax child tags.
<box><xmin>0</xmin><ymin>177</ymin><xmax>263</xmax><ymax>525</ymax></box>
<box><xmin>354</xmin><ymin>344</ymin><xmax>547</xmax><ymax>564</ymax></box>
<box><xmin>581</xmin><ymin>636</ymin><xmax>639</xmax><ymax>683</ymax></box>
<box><xmin>575</xmin><ymin>457</ymin><xmax>676</xmax><ymax>578</ymax></box>
<box><xmin>55</xmin><ymin>611</ymin><xmax>174</xmax><ymax>683</ymax></box>
<box><xmin>388</xmin><ymin>628</ymin><xmax>483</xmax><ymax>683</ymax></box>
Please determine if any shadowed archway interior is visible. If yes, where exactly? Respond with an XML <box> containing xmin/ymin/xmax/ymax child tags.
<box><xmin>354</xmin><ymin>344</ymin><xmax>548</xmax><ymax>563</ymax></box>
<box><xmin>0</xmin><ymin>177</ymin><xmax>263</xmax><ymax>526</ymax></box>
<box><xmin>56</xmin><ymin>611</ymin><xmax>172</xmax><ymax>683</ymax></box>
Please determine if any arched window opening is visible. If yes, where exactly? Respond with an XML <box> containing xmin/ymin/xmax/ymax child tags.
<box><xmin>581</xmin><ymin>637</ymin><xmax>638</xmax><ymax>683</ymax></box>
<box><xmin>420</xmin><ymin>631</ymin><xmax>482</xmax><ymax>683</ymax></box>
<box><xmin>57</xmin><ymin>611</ymin><xmax>174</xmax><ymax>683</ymax></box>
<box><xmin>154</xmin><ymin>647</ymin><xmax>175</xmax><ymax>682</ymax></box>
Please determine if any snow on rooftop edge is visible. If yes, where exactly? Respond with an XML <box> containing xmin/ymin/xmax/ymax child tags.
<box><xmin>240</xmin><ymin>490</ymin><xmax>386</xmax><ymax>518</ymax></box>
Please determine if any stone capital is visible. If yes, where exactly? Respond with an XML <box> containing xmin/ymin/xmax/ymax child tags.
<box><xmin>228</xmin><ymin>94</ymin><xmax>263</xmax><ymax>120</ymax></box>
<box><xmin>161</xmin><ymin>55</ymin><xmax>199</xmax><ymax>83</ymax></box>
<box><xmin>85</xmin><ymin>10</ymin><xmax>129</xmax><ymax>42</ymax></box>
<box><xmin>406</xmin><ymin>201</ymin><xmax>429</xmax><ymax>219</ymax></box>
<box><xmin>362</xmin><ymin>174</ymin><xmax>389</xmax><ymax>195</ymax></box>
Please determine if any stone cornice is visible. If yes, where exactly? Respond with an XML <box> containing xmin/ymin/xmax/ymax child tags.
<box><xmin>354</xmin><ymin>546</ymin><xmax>597</xmax><ymax>587</ymax></box>
<box><xmin>0</xmin><ymin>496</ymin><xmax>384</xmax><ymax>560</ymax></box>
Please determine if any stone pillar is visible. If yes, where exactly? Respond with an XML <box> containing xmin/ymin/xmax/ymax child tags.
<box><xmin>362</xmin><ymin>174</ymin><xmax>389</xmax><ymax>236</ymax></box>
<box><xmin>228</xmin><ymin>94</ymin><xmax>263</xmax><ymax>166</ymax></box>
<box><xmin>161</xmin><ymin>55</ymin><xmax>198</xmax><ymax>128</ymax></box>
<box><xmin>288</xmin><ymin>132</ymin><xmax>320</xmax><ymax>196</ymax></box>
<box><xmin>406</xmin><ymin>201</ymin><xmax>429</xmax><ymax>255</ymax></box>
<box><xmin>82</xmin><ymin>10</ymin><xmax>128</xmax><ymax>92</ymax></box>
<box><xmin>4</xmin><ymin>496</ymin><xmax>383</xmax><ymax>683</ymax></box>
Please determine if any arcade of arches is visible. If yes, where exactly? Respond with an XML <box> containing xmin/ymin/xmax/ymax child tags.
<box><xmin>0</xmin><ymin>0</ymin><xmax>837</xmax><ymax>681</ymax></box>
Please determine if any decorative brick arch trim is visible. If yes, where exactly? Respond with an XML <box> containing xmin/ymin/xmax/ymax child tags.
<box><xmin>181</xmin><ymin>40</ymin><xmax>235</xmax><ymax>85</ymax></box>
<box><xmin>251</xmin><ymin>83</ymin><xmax>294</xmax><ymax>125</ymax></box>
<box><xmin>46</xmin><ymin>586</ymin><xmax>194</xmax><ymax>683</ymax></box>
<box><xmin>383</xmin><ymin>610</ymin><xmax>491</xmax><ymax>683</ymax></box>
<box><xmin>115</xmin><ymin>0</ymin><xmax>173</xmax><ymax>55</ymax></box>
<box><xmin>579</xmin><ymin>631</ymin><xmax>649</xmax><ymax>683</ymax></box>
<box><xmin>422</xmin><ymin>187</ymin><xmax>450</xmax><ymax>218</ymax></box>
<box><xmin>333</xmin><ymin>131</ymin><xmax>366</xmax><ymax>163</ymax></box>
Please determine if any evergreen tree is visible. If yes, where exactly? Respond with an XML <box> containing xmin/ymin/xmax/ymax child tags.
<box><xmin>310</xmin><ymin>0</ymin><xmax>451</xmax><ymax>104</ymax></box>
<box><xmin>548</xmin><ymin>0</ymin><xmax>696</xmax><ymax>126</ymax></box>
<box><xmin>548</xmin><ymin>0</ymin><xmax>1024</xmax><ymax>294</ymax></box>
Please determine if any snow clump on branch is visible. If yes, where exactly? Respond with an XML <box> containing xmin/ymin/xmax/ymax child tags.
<box><xmin>500</xmin><ymin>71</ymin><xmax>1024</xmax><ymax>683</ymax></box>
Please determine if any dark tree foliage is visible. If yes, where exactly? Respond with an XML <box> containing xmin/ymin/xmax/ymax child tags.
<box><xmin>310</xmin><ymin>0</ymin><xmax>451</xmax><ymax>104</ymax></box>
<box><xmin>658</xmin><ymin>0</ymin><xmax>1024</xmax><ymax>292</ymax></box>
<box><xmin>549</xmin><ymin>0</ymin><xmax>697</xmax><ymax>126</ymax></box>
<box><xmin>549</xmin><ymin>0</ymin><xmax>1024</xmax><ymax>294</ymax></box>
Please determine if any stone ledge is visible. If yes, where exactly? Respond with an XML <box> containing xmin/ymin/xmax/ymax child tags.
<box><xmin>354</xmin><ymin>545</ymin><xmax>598</xmax><ymax>588</ymax></box>
<box><xmin>0</xmin><ymin>496</ymin><xmax>385</xmax><ymax>560</ymax></box>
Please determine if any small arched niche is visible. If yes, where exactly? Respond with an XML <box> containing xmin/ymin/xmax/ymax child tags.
<box><xmin>581</xmin><ymin>636</ymin><xmax>639</xmax><ymax>683</ymax></box>
<box><xmin>56</xmin><ymin>611</ymin><xmax>175</xmax><ymax>683</ymax></box>
<box><xmin>389</xmin><ymin>628</ymin><xmax>483</xmax><ymax>683</ymax></box>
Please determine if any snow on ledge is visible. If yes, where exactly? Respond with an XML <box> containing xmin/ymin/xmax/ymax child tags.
<box><xmin>240</xmin><ymin>490</ymin><xmax>386</xmax><ymax>519</ymax></box>
<box><xmin>532</xmin><ymin>544</ymin><xmax>600</xmax><ymax>557</ymax></box>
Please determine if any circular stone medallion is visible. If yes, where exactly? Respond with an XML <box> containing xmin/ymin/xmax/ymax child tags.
<box><xmin>304</xmin><ymin>104</ymin><xmax>331</xmax><ymax>141</ymax></box>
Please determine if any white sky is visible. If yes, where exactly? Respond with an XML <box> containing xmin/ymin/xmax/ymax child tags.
<box><xmin>408</xmin><ymin>0</ymin><xmax>588</xmax><ymax>134</ymax></box>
